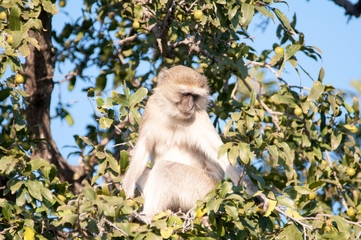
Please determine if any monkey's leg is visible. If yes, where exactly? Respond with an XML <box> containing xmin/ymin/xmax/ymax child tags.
<box><xmin>141</xmin><ymin>160</ymin><xmax>215</xmax><ymax>223</ymax></box>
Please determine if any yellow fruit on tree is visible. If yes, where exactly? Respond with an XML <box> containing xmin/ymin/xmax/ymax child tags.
<box><xmin>15</xmin><ymin>74</ymin><xmax>24</xmax><ymax>84</ymax></box>
<box><xmin>313</xmin><ymin>81</ymin><xmax>321</xmax><ymax>87</ymax></box>
<box><xmin>133</xmin><ymin>21</ymin><xmax>140</xmax><ymax>29</ymax></box>
<box><xmin>324</xmin><ymin>225</ymin><xmax>332</xmax><ymax>232</ymax></box>
<box><xmin>59</xmin><ymin>0</ymin><xmax>66</xmax><ymax>7</ymax></box>
<box><xmin>347</xmin><ymin>168</ymin><xmax>356</xmax><ymax>177</ymax></box>
<box><xmin>24</xmin><ymin>227</ymin><xmax>35</xmax><ymax>240</ymax></box>
<box><xmin>294</xmin><ymin>107</ymin><xmax>302</xmax><ymax>116</ymax></box>
<box><xmin>308</xmin><ymin>192</ymin><xmax>316</xmax><ymax>200</ymax></box>
<box><xmin>7</xmin><ymin>35</ymin><xmax>13</xmax><ymax>45</ymax></box>
<box><xmin>127</xmin><ymin>199</ymin><xmax>135</xmax><ymax>206</ymax></box>
<box><xmin>22</xmin><ymin>142</ymin><xmax>31</xmax><ymax>151</ymax></box>
<box><xmin>347</xmin><ymin>208</ymin><xmax>356</xmax><ymax>218</ymax></box>
<box><xmin>0</xmin><ymin>12</ymin><xmax>7</xmax><ymax>20</ymax></box>
<box><xmin>194</xmin><ymin>10</ymin><xmax>203</xmax><ymax>20</ymax></box>
<box><xmin>275</xmin><ymin>46</ymin><xmax>284</xmax><ymax>55</ymax></box>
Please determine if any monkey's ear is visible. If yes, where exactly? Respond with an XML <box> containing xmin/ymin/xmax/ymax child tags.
<box><xmin>156</xmin><ymin>67</ymin><xmax>169</xmax><ymax>85</ymax></box>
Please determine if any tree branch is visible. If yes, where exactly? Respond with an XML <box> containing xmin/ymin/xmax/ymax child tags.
<box><xmin>332</xmin><ymin>0</ymin><xmax>361</xmax><ymax>17</ymax></box>
<box><xmin>24</xmin><ymin>7</ymin><xmax>82</xmax><ymax>192</ymax></box>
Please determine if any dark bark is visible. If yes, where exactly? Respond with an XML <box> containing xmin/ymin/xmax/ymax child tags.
<box><xmin>23</xmin><ymin>8</ymin><xmax>80</xmax><ymax>190</ymax></box>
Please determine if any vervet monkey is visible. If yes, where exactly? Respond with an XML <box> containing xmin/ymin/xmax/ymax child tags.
<box><xmin>122</xmin><ymin>66</ymin><xmax>268</xmax><ymax>223</ymax></box>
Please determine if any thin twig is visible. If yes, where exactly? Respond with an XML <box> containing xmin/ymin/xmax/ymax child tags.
<box><xmin>104</xmin><ymin>218</ymin><xmax>129</xmax><ymax>236</ymax></box>
<box><xmin>325</xmin><ymin>150</ymin><xmax>349</xmax><ymax>211</ymax></box>
<box><xmin>275</xmin><ymin>206</ymin><xmax>313</xmax><ymax>231</ymax></box>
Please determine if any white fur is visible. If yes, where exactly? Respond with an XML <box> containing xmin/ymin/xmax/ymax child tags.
<box><xmin>121</xmin><ymin>66</ymin><xmax>268</xmax><ymax>223</ymax></box>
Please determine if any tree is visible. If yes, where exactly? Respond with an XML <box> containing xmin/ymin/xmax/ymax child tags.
<box><xmin>0</xmin><ymin>0</ymin><xmax>360</xmax><ymax>239</ymax></box>
<box><xmin>326</xmin><ymin>0</ymin><xmax>361</xmax><ymax>18</ymax></box>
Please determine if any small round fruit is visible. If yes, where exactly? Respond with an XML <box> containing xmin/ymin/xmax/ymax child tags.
<box><xmin>226</xmin><ymin>48</ymin><xmax>236</xmax><ymax>57</ymax></box>
<box><xmin>0</xmin><ymin>12</ymin><xmax>7</xmax><ymax>20</ymax></box>
<box><xmin>275</xmin><ymin>46</ymin><xmax>284</xmax><ymax>55</ymax></box>
<box><xmin>294</xmin><ymin>107</ymin><xmax>302</xmax><ymax>116</ymax></box>
<box><xmin>347</xmin><ymin>208</ymin><xmax>356</xmax><ymax>218</ymax></box>
<box><xmin>313</xmin><ymin>81</ymin><xmax>321</xmax><ymax>87</ymax></box>
<box><xmin>194</xmin><ymin>10</ymin><xmax>203</xmax><ymax>20</ymax></box>
<box><xmin>22</xmin><ymin>142</ymin><xmax>31</xmax><ymax>151</ymax></box>
<box><xmin>324</xmin><ymin>225</ymin><xmax>332</xmax><ymax>232</ymax></box>
<box><xmin>165</xmin><ymin>209</ymin><xmax>172</xmax><ymax>216</ymax></box>
<box><xmin>7</xmin><ymin>35</ymin><xmax>13</xmax><ymax>45</ymax></box>
<box><xmin>127</xmin><ymin>199</ymin><xmax>135</xmax><ymax>206</ymax></box>
<box><xmin>347</xmin><ymin>168</ymin><xmax>356</xmax><ymax>177</ymax></box>
<box><xmin>15</xmin><ymin>74</ymin><xmax>24</xmax><ymax>84</ymax></box>
<box><xmin>58</xmin><ymin>194</ymin><xmax>66</xmax><ymax>202</ymax></box>
<box><xmin>59</xmin><ymin>0</ymin><xmax>66</xmax><ymax>7</ymax></box>
<box><xmin>132</xmin><ymin>21</ymin><xmax>140</xmax><ymax>29</ymax></box>
<box><xmin>308</xmin><ymin>192</ymin><xmax>316</xmax><ymax>200</ymax></box>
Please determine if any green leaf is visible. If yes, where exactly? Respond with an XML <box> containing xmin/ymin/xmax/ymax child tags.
<box><xmin>31</xmin><ymin>158</ymin><xmax>49</xmax><ymax>171</ymax></box>
<box><xmin>294</xmin><ymin>185</ymin><xmax>311</xmax><ymax>195</ymax></box>
<box><xmin>9</xmin><ymin>5</ymin><xmax>21</xmax><ymax>31</ymax></box>
<box><xmin>106</xmin><ymin>154</ymin><xmax>118</xmax><ymax>173</ymax></box>
<box><xmin>225</xmin><ymin>204</ymin><xmax>238</xmax><ymax>219</ymax></box>
<box><xmin>285</xmin><ymin>43</ymin><xmax>301</xmax><ymax>60</ymax></box>
<box><xmin>99</xmin><ymin>115</ymin><xmax>113</xmax><ymax>129</ymax></box>
<box><xmin>241</xmin><ymin>3</ymin><xmax>254</xmax><ymax>28</ymax></box>
<box><xmin>83</xmin><ymin>185</ymin><xmax>96</xmax><ymax>201</ymax></box>
<box><xmin>255</xmin><ymin>5</ymin><xmax>274</xmax><ymax>21</ymax></box>
<box><xmin>9</xmin><ymin>179</ymin><xmax>23</xmax><ymax>194</ymax></box>
<box><xmin>96</xmin><ymin>74</ymin><xmax>107</xmax><ymax>91</ymax></box>
<box><xmin>41</xmin><ymin>0</ymin><xmax>58</xmax><ymax>14</ymax></box>
<box><xmin>14</xmin><ymin>110</ymin><xmax>26</xmax><ymax>131</ymax></box>
<box><xmin>64</xmin><ymin>112</ymin><xmax>74</xmax><ymax>126</ymax></box>
<box><xmin>273</xmin><ymin>8</ymin><xmax>296</xmax><ymax>35</ymax></box>
<box><xmin>0</xmin><ymin>200</ymin><xmax>12</xmax><ymax>221</ymax></box>
<box><xmin>228</xmin><ymin>145</ymin><xmax>239</xmax><ymax>165</ymax></box>
<box><xmin>309</xmin><ymin>181</ymin><xmax>325</xmax><ymax>190</ymax></box>
<box><xmin>129</xmin><ymin>87</ymin><xmax>148</xmax><ymax>107</ymax></box>
<box><xmin>331</xmin><ymin>130</ymin><xmax>342</xmax><ymax>151</ymax></box>
<box><xmin>218</xmin><ymin>142</ymin><xmax>232</xmax><ymax>159</ymax></box>
<box><xmin>25</xmin><ymin>181</ymin><xmax>43</xmax><ymax>201</ymax></box>
<box><xmin>119</xmin><ymin>150</ymin><xmax>129</xmax><ymax>173</ymax></box>
<box><xmin>268</xmin><ymin>145</ymin><xmax>279</xmax><ymax>162</ymax></box>
<box><xmin>95</xmin><ymin>97</ymin><xmax>104</xmax><ymax>108</ymax></box>
<box><xmin>130</xmin><ymin>107</ymin><xmax>141</xmax><ymax>125</ymax></box>
<box><xmin>160</xmin><ymin>227</ymin><xmax>173</xmax><ymax>239</ymax></box>
<box><xmin>40</xmin><ymin>185</ymin><xmax>54</xmax><ymax>202</ymax></box>
<box><xmin>238</xmin><ymin>143</ymin><xmax>250</xmax><ymax>164</ymax></box>
<box><xmin>318</xmin><ymin>67</ymin><xmax>325</xmax><ymax>81</ymax></box>
<box><xmin>307</xmin><ymin>85</ymin><xmax>325</xmax><ymax>102</ymax></box>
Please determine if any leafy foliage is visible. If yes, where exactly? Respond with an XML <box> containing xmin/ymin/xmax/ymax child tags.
<box><xmin>0</xmin><ymin>0</ymin><xmax>360</xmax><ymax>239</ymax></box>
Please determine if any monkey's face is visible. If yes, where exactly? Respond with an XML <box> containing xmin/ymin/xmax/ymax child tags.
<box><xmin>154</xmin><ymin>66</ymin><xmax>210</xmax><ymax>120</ymax></box>
<box><xmin>176</xmin><ymin>92</ymin><xmax>198</xmax><ymax>118</ymax></box>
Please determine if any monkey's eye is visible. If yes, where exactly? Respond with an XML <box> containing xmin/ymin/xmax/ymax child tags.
<box><xmin>182</xmin><ymin>92</ymin><xmax>199</xmax><ymax>101</ymax></box>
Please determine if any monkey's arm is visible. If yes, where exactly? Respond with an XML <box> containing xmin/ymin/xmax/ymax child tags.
<box><xmin>122</xmin><ymin>137</ymin><xmax>150</xmax><ymax>198</ymax></box>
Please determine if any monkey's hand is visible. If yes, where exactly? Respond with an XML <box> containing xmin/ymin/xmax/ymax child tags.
<box><xmin>122</xmin><ymin>176</ymin><xmax>135</xmax><ymax>199</ymax></box>
<box><xmin>253</xmin><ymin>193</ymin><xmax>270</xmax><ymax>214</ymax></box>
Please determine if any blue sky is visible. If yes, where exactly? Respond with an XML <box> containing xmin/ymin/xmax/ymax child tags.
<box><xmin>50</xmin><ymin>1</ymin><xmax>361</xmax><ymax>164</ymax></box>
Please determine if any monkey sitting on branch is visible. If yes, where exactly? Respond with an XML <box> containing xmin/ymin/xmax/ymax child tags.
<box><xmin>122</xmin><ymin>65</ymin><xmax>269</xmax><ymax>223</ymax></box>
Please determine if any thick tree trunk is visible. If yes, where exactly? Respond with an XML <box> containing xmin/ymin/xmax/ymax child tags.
<box><xmin>24</xmin><ymin>8</ymin><xmax>78</xmax><ymax>187</ymax></box>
